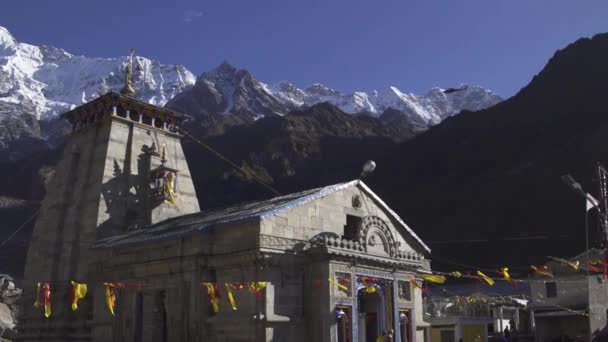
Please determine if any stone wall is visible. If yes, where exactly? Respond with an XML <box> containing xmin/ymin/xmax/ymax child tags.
<box><xmin>260</xmin><ymin>185</ymin><xmax>424</xmax><ymax>255</ymax></box>
<box><xmin>0</xmin><ymin>276</ymin><xmax>20</xmax><ymax>340</ymax></box>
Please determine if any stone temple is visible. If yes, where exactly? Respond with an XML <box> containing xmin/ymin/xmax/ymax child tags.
<box><xmin>18</xmin><ymin>90</ymin><xmax>433</xmax><ymax>341</ymax></box>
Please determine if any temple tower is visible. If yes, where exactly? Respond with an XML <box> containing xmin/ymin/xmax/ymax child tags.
<box><xmin>19</xmin><ymin>89</ymin><xmax>200</xmax><ymax>340</ymax></box>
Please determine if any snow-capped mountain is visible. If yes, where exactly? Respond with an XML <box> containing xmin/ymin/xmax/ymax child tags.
<box><xmin>168</xmin><ymin>61</ymin><xmax>502</xmax><ymax>127</ymax></box>
<box><xmin>0</xmin><ymin>26</ymin><xmax>196</xmax><ymax>120</ymax></box>
<box><xmin>0</xmin><ymin>24</ymin><xmax>501</xmax><ymax>150</ymax></box>
<box><xmin>265</xmin><ymin>82</ymin><xmax>502</xmax><ymax>124</ymax></box>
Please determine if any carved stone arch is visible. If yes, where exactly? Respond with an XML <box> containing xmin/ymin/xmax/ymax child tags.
<box><xmin>359</xmin><ymin>216</ymin><xmax>397</xmax><ymax>257</ymax></box>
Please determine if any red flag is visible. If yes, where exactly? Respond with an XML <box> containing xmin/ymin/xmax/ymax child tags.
<box><xmin>587</xmin><ymin>261</ymin><xmax>602</xmax><ymax>273</ymax></box>
<box><xmin>42</xmin><ymin>283</ymin><xmax>51</xmax><ymax>318</ymax></box>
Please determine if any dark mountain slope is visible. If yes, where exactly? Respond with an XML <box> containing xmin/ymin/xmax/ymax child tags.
<box><xmin>182</xmin><ymin>102</ymin><xmax>397</xmax><ymax>208</ymax></box>
<box><xmin>367</xmin><ymin>33</ymin><xmax>608</xmax><ymax>269</ymax></box>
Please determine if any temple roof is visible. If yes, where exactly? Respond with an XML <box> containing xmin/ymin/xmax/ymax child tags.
<box><xmin>61</xmin><ymin>91</ymin><xmax>190</xmax><ymax>124</ymax></box>
<box><xmin>94</xmin><ymin>180</ymin><xmax>431</xmax><ymax>253</ymax></box>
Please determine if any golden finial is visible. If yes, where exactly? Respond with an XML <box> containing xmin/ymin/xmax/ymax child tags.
<box><xmin>120</xmin><ymin>48</ymin><xmax>136</xmax><ymax>96</ymax></box>
<box><xmin>160</xmin><ymin>143</ymin><xmax>167</xmax><ymax>164</ymax></box>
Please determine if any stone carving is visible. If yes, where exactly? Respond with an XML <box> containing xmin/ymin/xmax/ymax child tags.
<box><xmin>352</xmin><ymin>195</ymin><xmax>362</xmax><ymax>209</ymax></box>
<box><xmin>359</xmin><ymin>216</ymin><xmax>397</xmax><ymax>257</ymax></box>
<box><xmin>367</xmin><ymin>235</ymin><xmax>376</xmax><ymax>246</ymax></box>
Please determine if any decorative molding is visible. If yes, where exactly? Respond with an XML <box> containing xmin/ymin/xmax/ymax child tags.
<box><xmin>359</xmin><ymin>216</ymin><xmax>397</xmax><ymax>257</ymax></box>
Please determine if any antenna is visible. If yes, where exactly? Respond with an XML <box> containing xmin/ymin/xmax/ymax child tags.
<box><xmin>597</xmin><ymin>163</ymin><xmax>608</xmax><ymax>247</ymax></box>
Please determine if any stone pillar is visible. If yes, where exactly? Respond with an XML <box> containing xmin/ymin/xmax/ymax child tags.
<box><xmin>151</xmin><ymin>117</ymin><xmax>156</xmax><ymax>127</ymax></box>
<box><xmin>126</xmin><ymin>110</ymin><xmax>131</xmax><ymax>119</ymax></box>
<box><xmin>138</xmin><ymin>114</ymin><xmax>143</xmax><ymax>124</ymax></box>
<box><xmin>112</xmin><ymin>106</ymin><xmax>117</xmax><ymax>116</ymax></box>
<box><xmin>529</xmin><ymin>310</ymin><xmax>535</xmax><ymax>332</ymax></box>
<box><xmin>499</xmin><ymin>306</ymin><xmax>504</xmax><ymax>334</ymax></box>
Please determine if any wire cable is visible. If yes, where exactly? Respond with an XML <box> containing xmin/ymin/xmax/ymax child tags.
<box><xmin>180</xmin><ymin>128</ymin><xmax>281</xmax><ymax>196</ymax></box>
<box><xmin>0</xmin><ymin>208</ymin><xmax>40</xmax><ymax>248</ymax></box>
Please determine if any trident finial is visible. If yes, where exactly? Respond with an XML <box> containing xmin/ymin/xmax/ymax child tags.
<box><xmin>120</xmin><ymin>48</ymin><xmax>136</xmax><ymax>96</ymax></box>
<box><xmin>160</xmin><ymin>143</ymin><xmax>167</xmax><ymax>164</ymax></box>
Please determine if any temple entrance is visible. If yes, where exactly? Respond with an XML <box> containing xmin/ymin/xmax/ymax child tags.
<box><xmin>358</xmin><ymin>290</ymin><xmax>382</xmax><ymax>342</ymax></box>
<box><xmin>399</xmin><ymin>309</ymin><xmax>412</xmax><ymax>342</ymax></box>
<box><xmin>357</xmin><ymin>277</ymin><xmax>394</xmax><ymax>342</ymax></box>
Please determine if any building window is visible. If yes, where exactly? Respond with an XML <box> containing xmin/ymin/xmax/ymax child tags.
<box><xmin>344</xmin><ymin>215</ymin><xmax>362</xmax><ymax>240</ymax></box>
<box><xmin>398</xmin><ymin>281</ymin><xmax>411</xmax><ymax>301</ymax></box>
<box><xmin>336</xmin><ymin>305</ymin><xmax>352</xmax><ymax>342</ymax></box>
<box><xmin>546</xmin><ymin>282</ymin><xmax>557</xmax><ymax>298</ymax></box>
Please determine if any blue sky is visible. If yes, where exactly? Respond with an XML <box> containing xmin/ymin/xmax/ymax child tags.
<box><xmin>1</xmin><ymin>0</ymin><xmax>607</xmax><ymax>97</ymax></box>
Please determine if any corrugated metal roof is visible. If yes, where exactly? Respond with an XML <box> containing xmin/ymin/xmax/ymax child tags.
<box><xmin>94</xmin><ymin>180</ymin><xmax>430</xmax><ymax>253</ymax></box>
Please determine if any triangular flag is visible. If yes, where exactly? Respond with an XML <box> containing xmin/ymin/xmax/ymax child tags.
<box><xmin>422</xmin><ymin>274</ymin><xmax>447</xmax><ymax>284</ymax></box>
<box><xmin>42</xmin><ymin>283</ymin><xmax>51</xmax><ymax>318</ymax></box>
<box><xmin>224</xmin><ymin>283</ymin><xmax>237</xmax><ymax>311</ymax></box>
<box><xmin>476</xmin><ymin>271</ymin><xmax>495</xmax><ymax>286</ymax></box>
<box><xmin>33</xmin><ymin>282</ymin><xmax>41</xmax><ymax>307</ymax></box>
<box><xmin>103</xmin><ymin>283</ymin><xmax>116</xmax><ymax>316</ymax></box>
<box><xmin>328</xmin><ymin>278</ymin><xmax>349</xmax><ymax>291</ymax></box>
<box><xmin>531</xmin><ymin>265</ymin><xmax>554</xmax><ymax>278</ymax></box>
<box><xmin>499</xmin><ymin>267</ymin><xmax>517</xmax><ymax>286</ymax></box>
<box><xmin>247</xmin><ymin>282</ymin><xmax>266</xmax><ymax>299</ymax></box>
<box><xmin>70</xmin><ymin>281</ymin><xmax>88</xmax><ymax>311</ymax></box>
<box><xmin>586</xmin><ymin>193</ymin><xmax>600</xmax><ymax>211</ymax></box>
<box><xmin>203</xmin><ymin>283</ymin><xmax>219</xmax><ymax>313</ymax></box>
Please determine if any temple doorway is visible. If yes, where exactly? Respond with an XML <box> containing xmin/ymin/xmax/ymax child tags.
<box><xmin>358</xmin><ymin>290</ymin><xmax>381</xmax><ymax>342</ymax></box>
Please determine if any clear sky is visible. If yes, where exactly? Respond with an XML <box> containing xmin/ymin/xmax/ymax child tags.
<box><xmin>1</xmin><ymin>0</ymin><xmax>607</xmax><ymax>98</ymax></box>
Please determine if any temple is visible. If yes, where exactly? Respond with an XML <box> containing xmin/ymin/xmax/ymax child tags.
<box><xmin>18</xmin><ymin>72</ymin><xmax>434</xmax><ymax>341</ymax></box>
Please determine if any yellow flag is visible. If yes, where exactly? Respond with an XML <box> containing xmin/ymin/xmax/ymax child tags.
<box><xmin>165</xmin><ymin>172</ymin><xmax>176</xmax><ymax>204</ymax></box>
<box><xmin>565</xmin><ymin>260</ymin><xmax>580</xmax><ymax>271</ymax></box>
<box><xmin>500</xmin><ymin>268</ymin><xmax>517</xmax><ymax>285</ymax></box>
<box><xmin>203</xmin><ymin>283</ymin><xmax>219</xmax><ymax>313</ymax></box>
<box><xmin>224</xmin><ymin>283</ymin><xmax>237</xmax><ymax>310</ymax></box>
<box><xmin>531</xmin><ymin>265</ymin><xmax>554</xmax><ymax>278</ymax></box>
<box><xmin>104</xmin><ymin>283</ymin><xmax>116</xmax><ymax>316</ymax></box>
<box><xmin>33</xmin><ymin>282</ymin><xmax>41</xmax><ymax>307</ymax></box>
<box><xmin>476</xmin><ymin>270</ymin><xmax>495</xmax><ymax>286</ymax></box>
<box><xmin>71</xmin><ymin>281</ymin><xmax>88</xmax><ymax>311</ymax></box>
<box><xmin>422</xmin><ymin>275</ymin><xmax>447</xmax><ymax>284</ymax></box>
<box><xmin>328</xmin><ymin>278</ymin><xmax>349</xmax><ymax>291</ymax></box>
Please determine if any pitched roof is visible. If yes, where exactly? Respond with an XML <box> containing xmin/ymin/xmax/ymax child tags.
<box><xmin>94</xmin><ymin>180</ymin><xmax>430</xmax><ymax>253</ymax></box>
<box><xmin>61</xmin><ymin>92</ymin><xmax>191</xmax><ymax>124</ymax></box>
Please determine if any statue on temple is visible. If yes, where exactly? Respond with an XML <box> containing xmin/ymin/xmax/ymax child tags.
<box><xmin>120</xmin><ymin>48</ymin><xmax>136</xmax><ymax>96</ymax></box>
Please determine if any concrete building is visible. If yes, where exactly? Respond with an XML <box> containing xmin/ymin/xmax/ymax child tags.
<box><xmin>529</xmin><ymin>249</ymin><xmax>608</xmax><ymax>341</ymax></box>
<box><xmin>18</xmin><ymin>90</ymin><xmax>433</xmax><ymax>341</ymax></box>
<box><xmin>426</xmin><ymin>294</ymin><xmax>527</xmax><ymax>342</ymax></box>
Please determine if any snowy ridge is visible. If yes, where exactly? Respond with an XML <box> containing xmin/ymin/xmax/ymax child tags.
<box><xmin>0</xmin><ymin>26</ymin><xmax>195</xmax><ymax>120</ymax></box>
<box><xmin>264</xmin><ymin>81</ymin><xmax>502</xmax><ymax>124</ymax></box>
<box><xmin>1</xmin><ymin>25</ymin><xmax>501</xmax><ymax>126</ymax></box>
<box><xmin>191</xmin><ymin>62</ymin><xmax>502</xmax><ymax>125</ymax></box>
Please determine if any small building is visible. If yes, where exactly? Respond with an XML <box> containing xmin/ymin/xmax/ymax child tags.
<box><xmin>529</xmin><ymin>249</ymin><xmax>608</xmax><ymax>342</ymax></box>
<box><xmin>18</xmin><ymin>86</ymin><xmax>434</xmax><ymax>341</ymax></box>
<box><xmin>426</xmin><ymin>294</ymin><xmax>527</xmax><ymax>342</ymax></box>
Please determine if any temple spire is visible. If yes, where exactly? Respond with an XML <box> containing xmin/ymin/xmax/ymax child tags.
<box><xmin>120</xmin><ymin>48</ymin><xmax>136</xmax><ymax>96</ymax></box>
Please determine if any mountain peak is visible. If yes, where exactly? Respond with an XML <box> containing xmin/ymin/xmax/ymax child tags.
<box><xmin>0</xmin><ymin>26</ymin><xmax>195</xmax><ymax>120</ymax></box>
<box><xmin>0</xmin><ymin>26</ymin><xmax>17</xmax><ymax>50</ymax></box>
